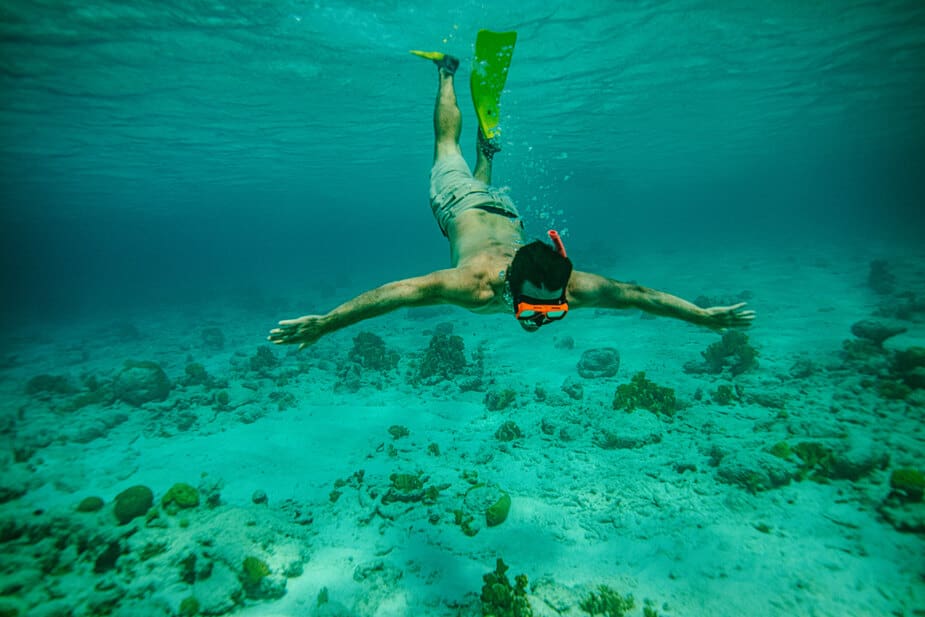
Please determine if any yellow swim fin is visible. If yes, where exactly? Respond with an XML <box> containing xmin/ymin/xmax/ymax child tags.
<box><xmin>470</xmin><ymin>29</ymin><xmax>517</xmax><ymax>140</ymax></box>
<box><xmin>410</xmin><ymin>49</ymin><xmax>460</xmax><ymax>75</ymax></box>
<box><xmin>409</xmin><ymin>49</ymin><xmax>446</xmax><ymax>62</ymax></box>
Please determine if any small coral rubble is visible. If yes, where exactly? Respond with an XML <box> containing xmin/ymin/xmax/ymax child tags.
<box><xmin>0</xmin><ymin>480</ymin><xmax>309</xmax><ymax>615</ymax></box>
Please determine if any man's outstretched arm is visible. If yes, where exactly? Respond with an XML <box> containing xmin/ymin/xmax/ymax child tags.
<box><xmin>567</xmin><ymin>271</ymin><xmax>755</xmax><ymax>330</ymax></box>
<box><xmin>268</xmin><ymin>270</ymin><xmax>474</xmax><ymax>349</ymax></box>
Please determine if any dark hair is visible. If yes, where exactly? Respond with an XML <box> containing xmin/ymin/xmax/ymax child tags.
<box><xmin>507</xmin><ymin>240</ymin><xmax>573</xmax><ymax>297</ymax></box>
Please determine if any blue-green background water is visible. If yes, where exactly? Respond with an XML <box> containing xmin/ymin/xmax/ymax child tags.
<box><xmin>2</xmin><ymin>0</ymin><xmax>924</xmax><ymax>322</ymax></box>
<box><xmin>3</xmin><ymin>4</ymin><xmax>925</xmax><ymax>615</ymax></box>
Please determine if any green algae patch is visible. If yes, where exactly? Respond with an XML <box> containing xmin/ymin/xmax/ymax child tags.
<box><xmin>390</xmin><ymin>473</ymin><xmax>424</xmax><ymax>492</ymax></box>
<box><xmin>480</xmin><ymin>558</ymin><xmax>532</xmax><ymax>617</ymax></box>
<box><xmin>711</xmin><ymin>384</ymin><xmax>737</xmax><ymax>405</ymax></box>
<box><xmin>242</xmin><ymin>556</ymin><xmax>271</xmax><ymax>586</ymax></box>
<box><xmin>162</xmin><ymin>483</ymin><xmax>200</xmax><ymax>512</ymax></box>
<box><xmin>457</xmin><ymin>483</ymin><xmax>511</xmax><ymax>536</ymax></box>
<box><xmin>486</xmin><ymin>492</ymin><xmax>512</xmax><ymax>527</ymax></box>
<box><xmin>382</xmin><ymin>472</ymin><xmax>426</xmax><ymax>505</ymax></box>
<box><xmin>769</xmin><ymin>441</ymin><xmax>792</xmax><ymax>460</ymax></box>
<box><xmin>178</xmin><ymin>596</ymin><xmax>200</xmax><ymax>617</ymax></box>
<box><xmin>890</xmin><ymin>468</ymin><xmax>924</xmax><ymax>503</ymax></box>
<box><xmin>579</xmin><ymin>584</ymin><xmax>635</xmax><ymax>616</ymax></box>
<box><xmin>613</xmin><ymin>372</ymin><xmax>677</xmax><ymax>416</ymax></box>
<box><xmin>793</xmin><ymin>442</ymin><xmax>836</xmax><ymax>482</ymax></box>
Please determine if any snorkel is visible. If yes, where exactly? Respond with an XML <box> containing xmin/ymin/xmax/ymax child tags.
<box><xmin>548</xmin><ymin>229</ymin><xmax>567</xmax><ymax>258</ymax></box>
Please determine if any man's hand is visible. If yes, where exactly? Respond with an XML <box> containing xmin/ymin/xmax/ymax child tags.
<box><xmin>268</xmin><ymin>315</ymin><xmax>326</xmax><ymax>349</ymax></box>
<box><xmin>701</xmin><ymin>302</ymin><xmax>755</xmax><ymax>331</ymax></box>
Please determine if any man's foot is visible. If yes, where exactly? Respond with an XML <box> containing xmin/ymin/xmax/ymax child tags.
<box><xmin>478</xmin><ymin>127</ymin><xmax>501</xmax><ymax>160</ymax></box>
<box><xmin>410</xmin><ymin>50</ymin><xmax>460</xmax><ymax>75</ymax></box>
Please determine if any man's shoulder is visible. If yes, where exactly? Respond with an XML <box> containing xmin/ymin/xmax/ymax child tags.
<box><xmin>433</xmin><ymin>262</ymin><xmax>505</xmax><ymax>309</ymax></box>
<box><xmin>455</xmin><ymin>259</ymin><xmax>506</xmax><ymax>288</ymax></box>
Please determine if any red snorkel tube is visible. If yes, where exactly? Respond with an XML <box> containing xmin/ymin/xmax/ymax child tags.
<box><xmin>548</xmin><ymin>229</ymin><xmax>567</xmax><ymax>258</ymax></box>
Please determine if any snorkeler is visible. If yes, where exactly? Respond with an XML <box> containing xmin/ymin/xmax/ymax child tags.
<box><xmin>268</xmin><ymin>37</ymin><xmax>754</xmax><ymax>350</ymax></box>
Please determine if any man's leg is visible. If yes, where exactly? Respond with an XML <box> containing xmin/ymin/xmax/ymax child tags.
<box><xmin>473</xmin><ymin>128</ymin><xmax>500</xmax><ymax>184</ymax></box>
<box><xmin>432</xmin><ymin>57</ymin><xmax>462</xmax><ymax>162</ymax></box>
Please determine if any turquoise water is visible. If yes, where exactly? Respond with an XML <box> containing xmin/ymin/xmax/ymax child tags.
<box><xmin>2</xmin><ymin>0</ymin><xmax>924</xmax><ymax>316</ymax></box>
<box><xmin>1</xmin><ymin>2</ymin><xmax>924</xmax><ymax>616</ymax></box>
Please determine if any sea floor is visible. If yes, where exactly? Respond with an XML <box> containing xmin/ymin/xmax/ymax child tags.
<box><xmin>1</xmin><ymin>242</ymin><xmax>924</xmax><ymax>617</ymax></box>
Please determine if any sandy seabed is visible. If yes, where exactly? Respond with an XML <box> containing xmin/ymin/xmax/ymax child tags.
<box><xmin>1</xmin><ymin>243</ymin><xmax>923</xmax><ymax>617</ymax></box>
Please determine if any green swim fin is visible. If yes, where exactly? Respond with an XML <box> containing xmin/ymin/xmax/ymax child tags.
<box><xmin>470</xmin><ymin>29</ymin><xmax>517</xmax><ymax>140</ymax></box>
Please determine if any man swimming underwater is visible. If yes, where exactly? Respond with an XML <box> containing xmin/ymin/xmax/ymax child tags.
<box><xmin>268</xmin><ymin>50</ymin><xmax>754</xmax><ymax>349</ymax></box>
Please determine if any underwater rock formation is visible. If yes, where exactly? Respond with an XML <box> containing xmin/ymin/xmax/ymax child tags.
<box><xmin>891</xmin><ymin>347</ymin><xmax>925</xmax><ymax>389</ymax></box>
<box><xmin>25</xmin><ymin>374</ymin><xmax>76</xmax><ymax>396</ymax></box>
<box><xmin>715</xmin><ymin>450</ymin><xmax>793</xmax><ymax>493</ymax></box>
<box><xmin>494</xmin><ymin>420</ymin><xmax>523</xmax><ymax>442</ymax></box>
<box><xmin>76</xmin><ymin>496</ymin><xmax>105</xmax><ymax>513</ymax></box>
<box><xmin>576</xmin><ymin>347</ymin><xmax>620</xmax><ymax>379</ymax></box>
<box><xmin>850</xmin><ymin>319</ymin><xmax>907</xmax><ymax>347</ymax></box>
<box><xmin>201</xmin><ymin>326</ymin><xmax>225</xmax><ymax>349</ymax></box>
<box><xmin>484</xmin><ymin>388</ymin><xmax>517</xmax><ymax>411</ymax></box>
<box><xmin>560</xmin><ymin>376</ymin><xmax>584</xmax><ymax>400</ymax></box>
<box><xmin>112</xmin><ymin>361</ymin><xmax>171</xmax><ymax>407</ymax></box>
<box><xmin>593</xmin><ymin>410</ymin><xmax>663</xmax><ymax>450</ymax></box>
<box><xmin>113</xmin><ymin>485</ymin><xmax>154</xmax><ymax>525</ymax></box>
<box><xmin>348</xmin><ymin>331</ymin><xmax>399</xmax><ymax>371</ymax></box>
<box><xmin>415</xmin><ymin>330</ymin><xmax>468</xmax><ymax>384</ymax></box>
<box><xmin>248</xmin><ymin>346</ymin><xmax>280</xmax><ymax>377</ymax></box>
<box><xmin>182</xmin><ymin>362</ymin><xmax>212</xmax><ymax>387</ymax></box>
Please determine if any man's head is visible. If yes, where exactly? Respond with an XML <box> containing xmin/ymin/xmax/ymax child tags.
<box><xmin>507</xmin><ymin>238</ymin><xmax>573</xmax><ymax>331</ymax></box>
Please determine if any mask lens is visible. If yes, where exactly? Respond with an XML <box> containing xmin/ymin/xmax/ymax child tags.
<box><xmin>546</xmin><ymin>310</ymin><xmax>566</xmax><ymax>319</ymax></box>
<box><xmin>518</xmin><ymin>309</ymin><xmax>538</xmax><ymax>319</ymax></box>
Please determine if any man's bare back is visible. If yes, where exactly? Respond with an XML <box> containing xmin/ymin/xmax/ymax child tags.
<box><xmin>442</xmin><ymin>208</ymin><xmax>524</xmax><ymax>313</ymax></box>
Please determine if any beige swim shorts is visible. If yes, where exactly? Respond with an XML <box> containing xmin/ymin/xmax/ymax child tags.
<box><xmin>429</xmin><ymin>152</ymin><xmax>521</xmax><ymax>236</ymax></box>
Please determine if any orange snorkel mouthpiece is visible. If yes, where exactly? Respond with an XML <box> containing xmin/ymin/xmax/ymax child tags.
<box><xmin>548</xmin><ymin>229</ymin><xmax>567</xmax><ymax>258</ymax></box>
